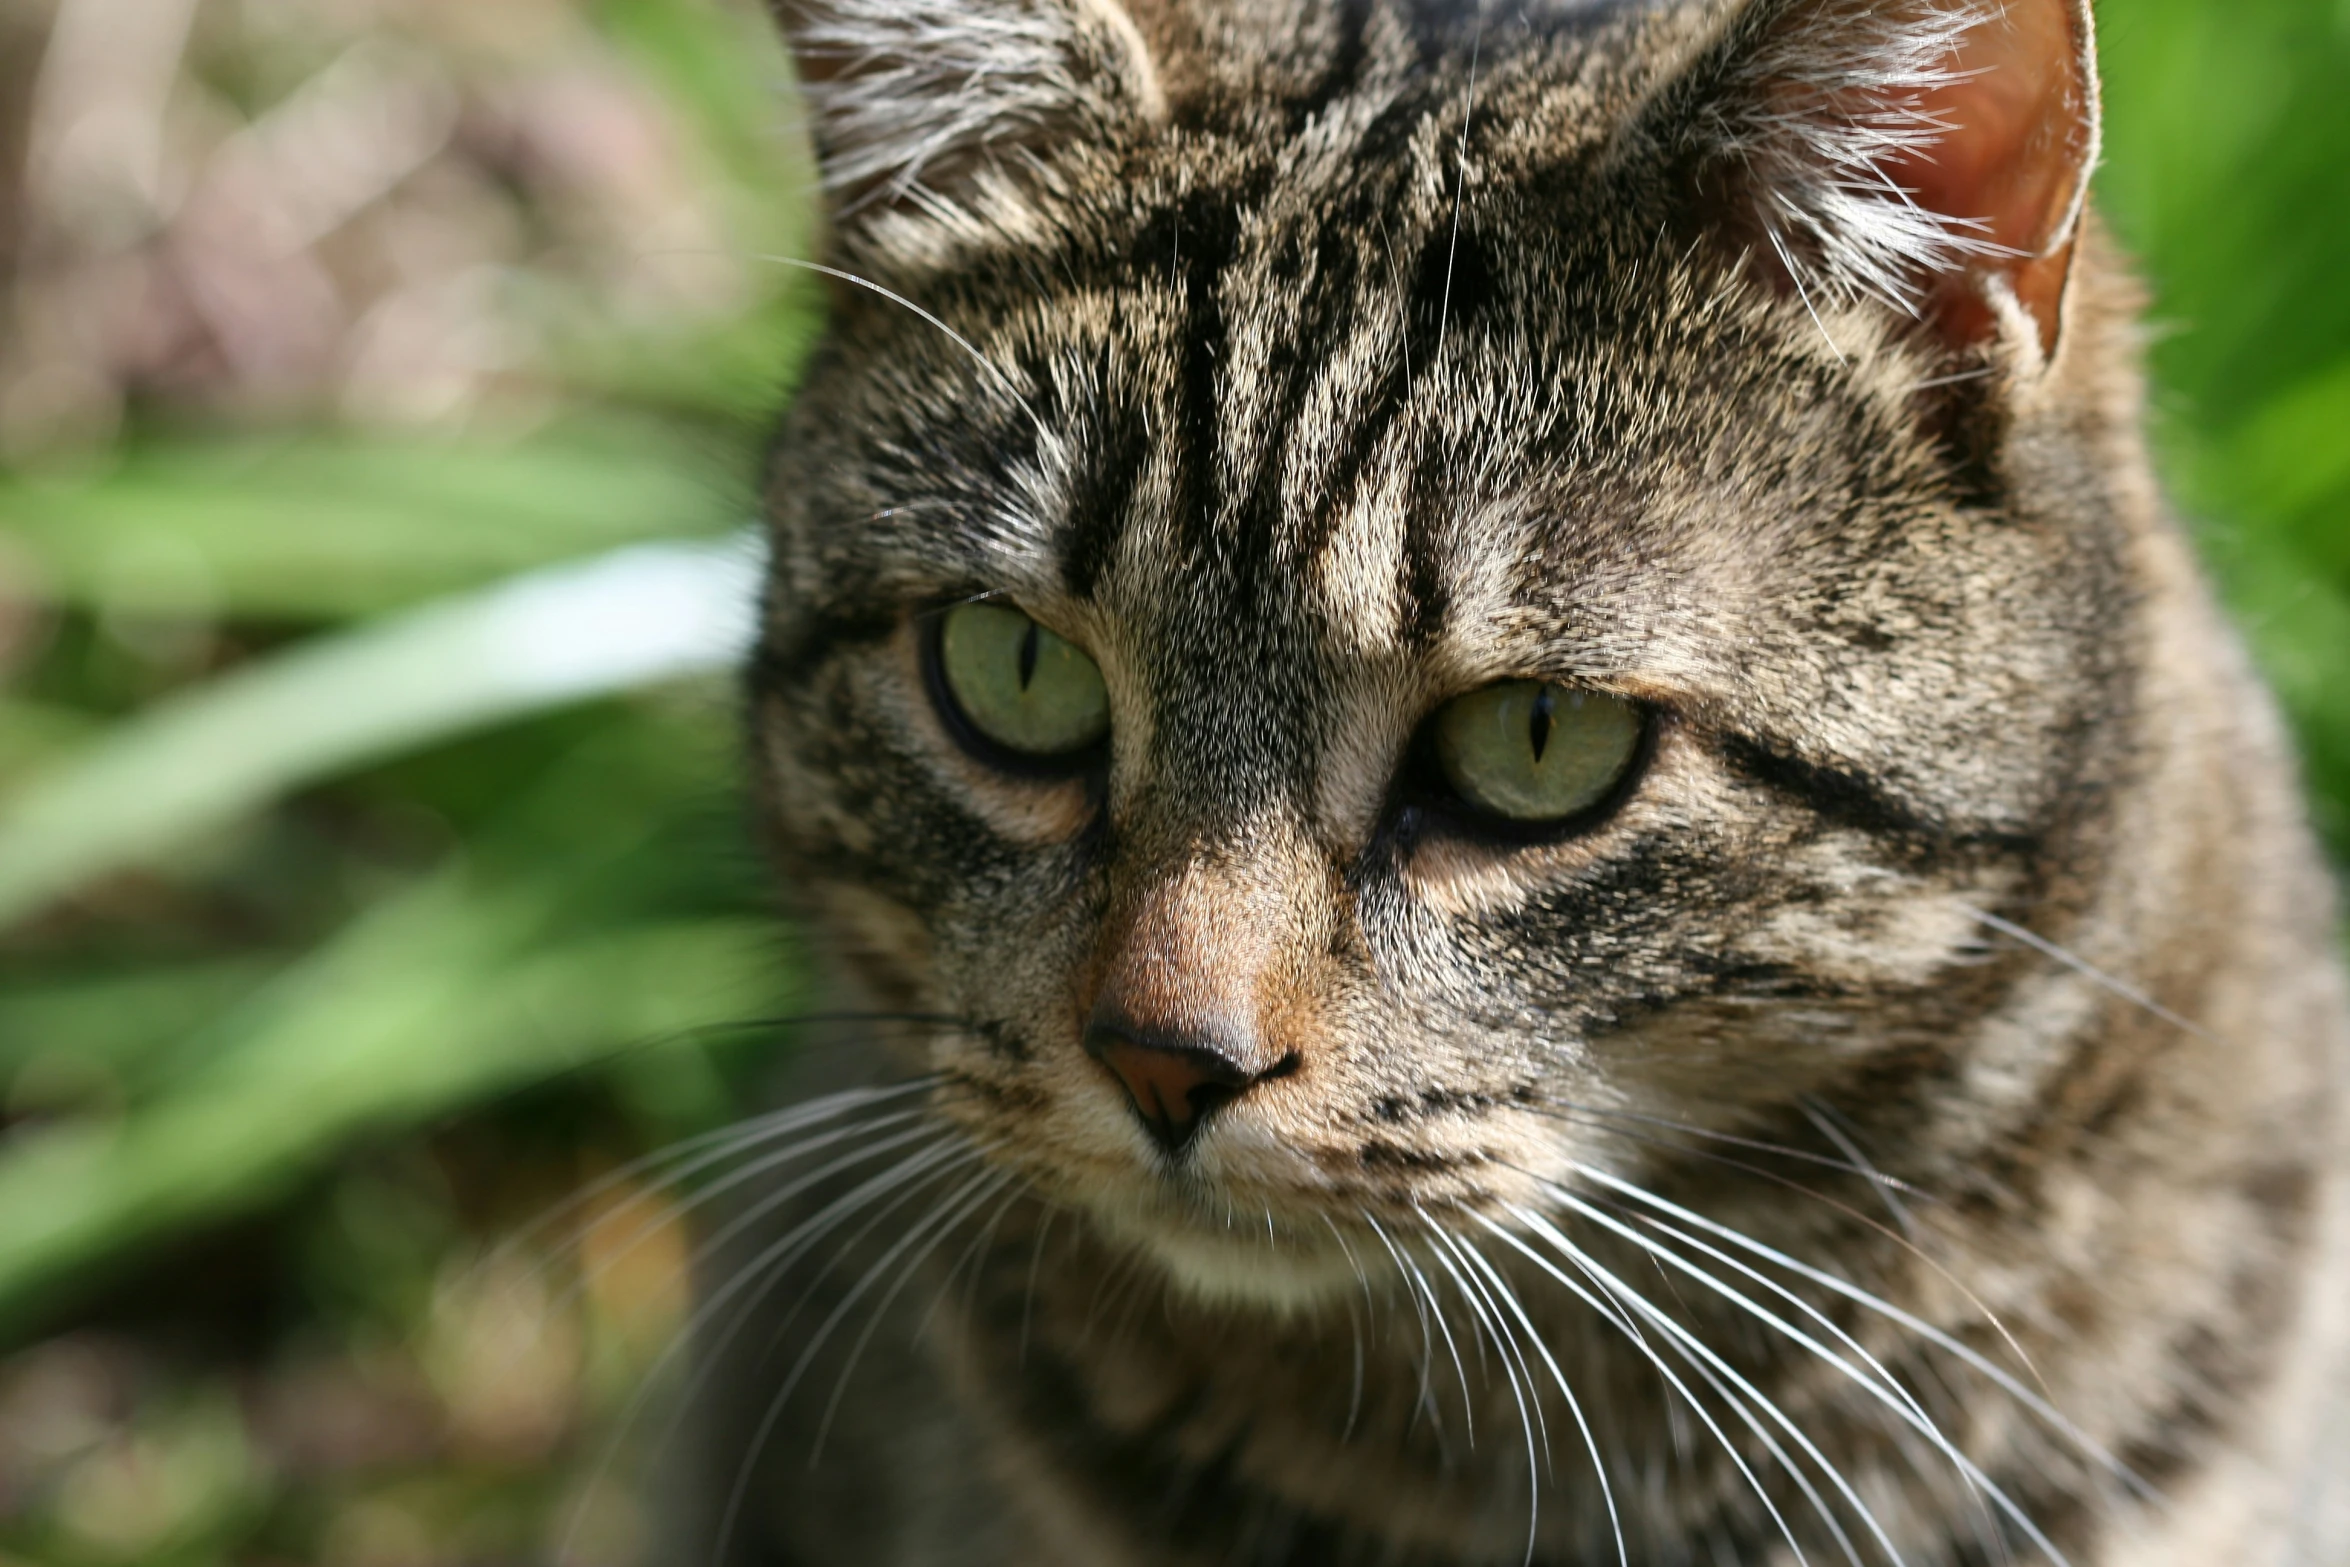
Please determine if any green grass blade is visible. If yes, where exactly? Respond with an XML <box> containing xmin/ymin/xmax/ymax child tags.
<box><xmin>0</xmin><ymin>535</ymin><xmax>760</xmax><ymax>930</ymax></box>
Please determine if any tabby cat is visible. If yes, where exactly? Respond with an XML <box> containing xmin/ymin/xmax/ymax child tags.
<box><xmin>683</xmin><ymin>0</ymin><xmax>2350</xmax><ymax>1561</ymax></box>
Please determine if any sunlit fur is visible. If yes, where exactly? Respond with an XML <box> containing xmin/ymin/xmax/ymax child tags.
<box><xmin>690</xmin><ymin>1</ymin><xmax>2350</xmax><ymax>1562</ymax></box>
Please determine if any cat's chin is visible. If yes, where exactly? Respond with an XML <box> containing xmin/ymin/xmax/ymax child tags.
<box><xmin>1088</xmin><ymin>1202</ymin><xmax>1364</xmax><ymax>1316</ymax></box>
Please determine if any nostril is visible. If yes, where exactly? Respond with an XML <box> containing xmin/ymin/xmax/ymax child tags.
<box><xmin>1082</xmin><ymin>1021</ymin><xmax>1267</xmax><ymax>1156</ymax></box>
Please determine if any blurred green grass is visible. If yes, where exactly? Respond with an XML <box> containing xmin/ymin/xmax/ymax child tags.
<box><xmin>0</xmin><ymin>0</ymin><xmax>2344</xmax><ymax>1561</ymax></box>
<box><xmin>0</xmin><ymin>0</ymin><xmax>820</xmax><ymax>1327</ymax></box>
<box><xmin>0</xmin><ymin>0</ymin><xmax>819</xmax><ymax>1557</ymax></box>
<box><xmin>2099</xmin><ymin>0</ymin><xmax>2350</xmax><ymax>842</ymax></box>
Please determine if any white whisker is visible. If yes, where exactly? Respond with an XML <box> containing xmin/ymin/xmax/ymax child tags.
<box><xmin>813</xmin><ymin>1165</ymin><xmax>1020</xmax><ymax>1458</ymax></box>
<box><xmin>680</xmin><ymin>1117</ymin><xmax>960</xmax><ymax>1329</ymax></box>
<box><xmin>714</xmin><ymin>1159</ymin><xmax>1009</xmax><ymax>1559</ymax></box>
<box><xmin>1527</xmin><ymin>1096</ymin><xmax>1931</xmax><ymax>1199</ymax></box>
<box><xmin>1617</xmin><ymin>1206</ymin><xmax>1939</xmax><ymax>1438</ymax></box>
<box><xmin>1323</xmin><ymin>1216</ymin><xmax>1373</xmax><ymax>1443</ymax></box>
<box><xmin>1799</xmin><ymin>1097</ymin><xmax>1918</xmax><ymax>1242</ymax></box>
<box><xmin>1019</xmin><ymin>1205</ymin><xmax>1058</xmax><ymax>1367</ymax></box>
<box><xmin>1964</xmin><ymin>907</ymin><xmax>2213</xmax><ymax>1043</ymax></box>
<box><xmin>1567</xmin><ymin>1160</ymin><xmax>2142</xmax><ymax>1497</ymax></box>
<box><xmin>1544</xmin><ymin>1177</ymin><xmax>2066</xmax><ymax>1567</ymax></box>
<box><xmin>917</xmin><ymin>1176</ymin><xmax>1030</xmax><ymax>1342</ymax></box>
<box><xmin>1363</xmin><ymin>1210</ymin><xmax>1453</xmax><ymax>1452</ymax></box>
<box><xmin>1615</xmin><ymin>1202</ymin><xmax>1998</xmax><ymax>1530</ymax></box>
<box><xmin>663</xmin><ymin>1136</ymin><xmax>979</xmax><ymax>1444</ymax></box>
<box><xmin>755</xmin><ymin>256</ymin><xmax>1042</xmax><ymax>430</ymax></box>
<box><xmin>1525</xmin><ymin>1212</ymin><xmax>1870</xmax><ymax>1567</ymax></box>
<box><xmin>1430</xmin><ymin>1219</ymin><xmax>1552</xmax><ymax>1469</ymax></box>
<box><xmin>1382</xmin><ymin>1216</ymin><xmax>1477</xmax><ymax>1449</ymax></box>
<box><xmin>1436</xmin><ymin>4</ymin><xmax>1486</xmax><ymax>350</ymax></box>
<box><xmin>555</xmin><ymin>1102</ymin><xmax>943</xmax><ymax>1320</ymax></box>
<box><xmin>1458</xmin><ymin>1213</ymin><xmax>1630</xmax><ymax>1567</ymax></box>
<box><xmin>1488</xmin><ymin>1202</ymin><xmax>1813</xmax><ymax>1566</ymax></box>
<box><xmin>557</xmin><ymin>1129</ymin><xmax>971</xmax><ymax>1565</ymax></box>
<box><xmin>483</xmin><ymin>1077</ymin><xmax>942</xmax><ymax>1287</ymax></box>
<box><xmin>1421</xmin><ymin>1215</ymin><xmax>1543</xmax><ymax>1563</ymax></box>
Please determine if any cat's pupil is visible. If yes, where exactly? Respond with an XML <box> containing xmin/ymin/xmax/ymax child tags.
<box><xmin>1016</xmin><ymin>619</ymin><xmax>1040</xmax><ymax>692</ymax></box>
<box><xmin>1529</xmin><ymin>687</ymin><xmax>1554</xmax><ymax>764</ymax></box>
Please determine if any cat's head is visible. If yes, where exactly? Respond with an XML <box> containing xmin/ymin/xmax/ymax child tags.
<box><xmin>750</xmin><ymin>0</ymin><xmax>2120</xmax><ymax>1310</ymax></box>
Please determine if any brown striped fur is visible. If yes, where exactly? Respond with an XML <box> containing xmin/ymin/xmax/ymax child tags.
<box><xmin>695</xmin><ymin>1</ymin><xmax>2350</xmax><ymax>1561</ymax></box>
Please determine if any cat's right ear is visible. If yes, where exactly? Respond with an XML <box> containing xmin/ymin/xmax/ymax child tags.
<box><xmin>767</xmin><ymin>0</ymin><xmax>1168</xmax><ymax>224</ymax></box>
<box><xmin>1651</xmin><ymin>0</ymin><xmax>2099</xmax><ymax>365</ymax></box>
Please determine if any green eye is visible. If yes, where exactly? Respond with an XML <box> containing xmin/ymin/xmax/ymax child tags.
<box><xmin>934</xmin><ymin>602</ymin><xmax>1110</xmax><ymax>761</ymax></box>
<box><xmin>1430</xmin><ymin>681</ymin><xmax>1643</xmax><ymax>824</ymax></box>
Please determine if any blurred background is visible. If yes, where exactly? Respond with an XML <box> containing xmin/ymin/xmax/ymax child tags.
<box><xmin>0</xmin><ymin>0</ymin><xmax>2343</xmax><ymax>1562</ymax></box>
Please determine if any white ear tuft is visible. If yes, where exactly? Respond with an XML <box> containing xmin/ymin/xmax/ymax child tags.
<box><xmin>1688</xmin><ymin>0</ymin><xmax>2099</xmax><ymax>356</ymax></box>
<box><xmin>1717</xmin><ymin>2</ymin><xmax>1998</xmax><ymax>313</ymax></box>
<box><xmin>775</xmin><ymin>0</ymin><xmax>1164</xmax><ymax>218</ymax></box>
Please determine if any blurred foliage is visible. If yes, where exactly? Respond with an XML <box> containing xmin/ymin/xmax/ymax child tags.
<box><xmin>0</xmin><ymin>0</ymin><xmax>815</xmax><ymax>1558</ymax></box>
<box><xmin>0</xmin><ymin>0</ymin><xmax>2343</xmax><ymax>1561</ymax></box>
<box><xmin>2098</xmin><ymin>0</ymin><xmax>2350</xmax><ymax>843</ymax></box>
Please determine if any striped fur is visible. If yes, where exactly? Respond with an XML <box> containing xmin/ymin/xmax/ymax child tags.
<box><xmin>695</xmin><ymin>1</ymin><xmax>2350</xmax><ymax>1562</ymax></box>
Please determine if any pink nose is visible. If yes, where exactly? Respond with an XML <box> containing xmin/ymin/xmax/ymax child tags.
<box><xmin>1084</xmin><ymin>1028</ymin><xmax>1256</xmax><ymax>1155</ymax></box>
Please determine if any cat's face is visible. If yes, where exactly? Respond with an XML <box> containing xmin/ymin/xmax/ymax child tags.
<box><xmin>753</xmin><ymin>0</ymin><xmax>2111</xmax><ymax>1309</ymax></box>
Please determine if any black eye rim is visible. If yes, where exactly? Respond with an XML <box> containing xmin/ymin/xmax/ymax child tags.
<box><xmin>1393</xmin><ymin>684</ymin><xmax>1663</xmax><ymax>850</ymax></box>
<box><xmin>918</xmin><ymin>602</ymin><xmax>1112</xmax><ymax>781</ymax></box>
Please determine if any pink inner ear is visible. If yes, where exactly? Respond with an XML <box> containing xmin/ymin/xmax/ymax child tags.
<box><xmin>1883</xmin><ymin>0</ymin><xmax>2095</xmax><ymax>355</ymax></box>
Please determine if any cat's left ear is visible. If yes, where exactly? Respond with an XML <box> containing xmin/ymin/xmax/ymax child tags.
<box><xmin>1661</xmin><ymin>0</ymin><xmax>2099</xmax><ymax>362</ymax></box>
<box><xmin>768</xmin><ymin>0</ymin><xmax>1167</xmax><ymax>221</ymax></box>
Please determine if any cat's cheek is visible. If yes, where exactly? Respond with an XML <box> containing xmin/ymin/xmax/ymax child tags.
<box><xmin>807</xmin><ymin>882</ymin><xmax>944</xmax><ymax>1025</ymax></box>
<box><xmin>1732</xmin><ymin>852</ymin><xmax>2023</xmax><ymax>992</ymax></box>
